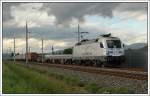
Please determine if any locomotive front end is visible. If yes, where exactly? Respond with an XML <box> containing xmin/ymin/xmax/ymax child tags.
<box><xmin>103</xmin><ymin>38</ymin><xmax>125</xmax><ymax>65</ymax></box>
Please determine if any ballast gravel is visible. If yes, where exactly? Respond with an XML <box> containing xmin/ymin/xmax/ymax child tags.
<box><xmin>30</xmin><ymin>64</ymin><xmax>148</xmax><ymax>94</ymax></box>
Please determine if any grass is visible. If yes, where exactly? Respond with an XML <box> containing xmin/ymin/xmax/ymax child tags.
<box><xmin>26</xmin><ymin>63</ymin><xmax>134</xmax><ymax>94</ymax></box>
<box><xmin>28</xmin><ymin>64</ymin><xmax>85</xmax><ymax>87</ymax></box>
<box><xmin>3</xmin><ymin>61</ymin><xmax>134</xmax><ymax>94</ymax></box>
<box><xmin>2</xmin><ymin>61</ymin><xmax>86</xmax><ymax>94</ymax></box>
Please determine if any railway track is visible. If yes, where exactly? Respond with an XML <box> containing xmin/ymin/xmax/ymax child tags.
<box><xmin>30</xmin><ymin>62</ymin><xmax>148</xmax><ymax>81</ymax></box>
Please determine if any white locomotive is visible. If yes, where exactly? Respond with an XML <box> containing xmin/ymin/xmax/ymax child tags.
<box><xmin>45</xmin><ymin>33</ymin><xmax>125</xmax><ymax>67</ymax></box>
<box><xmin>73</xmin><ymin>33</ymin><xmax>125</xmax><ymax>66</ymax></box>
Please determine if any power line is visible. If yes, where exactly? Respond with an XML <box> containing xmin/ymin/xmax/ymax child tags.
<box><xmin>75</xmin><ymin>24</ymin><xmax>89</xmax><ymax>43</ymax></box>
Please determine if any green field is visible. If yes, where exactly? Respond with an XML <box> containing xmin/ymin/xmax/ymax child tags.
<box><xmin>3</xmin><ymin>61</ymin><xmax>132</xmax><ymax>94</ymax></box>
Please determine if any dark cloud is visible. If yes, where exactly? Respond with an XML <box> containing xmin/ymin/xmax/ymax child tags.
<box><xmin>3</xmin><ymin>25</ymin><xmax>77</xmax><ymax>41</ymax></box>
<box><xmin>42</xmin><ymin>3</ymin><xmax>119</xmax><ymax>25</ymax></box>
<box><xmin>2</xmin><ymin>3</ymin><xmax>20</xmax><ymax>21</ymax></box>
<box><xmin>3</xmin><ymin>21</ymin><xmax>107</xmax><ymax>43</ymax></box>
<box><xmin>116</xmin><ymin>3</ymin><xmax>147</xmax><ymax>13</ymax></box>
<box><xmin>2</xmin><ymin>2</ymin><xmax>147</xmax><ymax>39</ymax></box>
<box><xmin>41</xmin><ymin>2</ymin><xmax>147</xmax><ymax>25</ymax></box>
<box><xmin>3</xmin><ymin>26</ymin><xmax>25</xmax><ymax>39</ymax></box>
<box><xmin>3</xmin><ymin>2</ymin><xmax>147</xmax><ymax>25</ymax></box>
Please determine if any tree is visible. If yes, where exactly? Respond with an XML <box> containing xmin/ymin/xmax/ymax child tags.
<box><xmin>63</xmin><ymin>48</ymin><xmax>73</xmax><ymax>54</ymax></box>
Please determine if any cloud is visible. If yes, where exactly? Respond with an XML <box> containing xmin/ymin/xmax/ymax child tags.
<box><xmin>113</xmin><ymin>10</ymin><xmax>147</xmax><ymax>22</ymax></box>
<box><xmin>3</xmin><ymin>37</ymin><xmax>71</xmax><ymax>53</ymax></box>
<box><xmin>3</xmin><ymin>3</ymin><xmax>56</xmax><ymax>28</ymax></box>
<box><xmin>2</xmin><ymin>25</ymin><xmax>74</xmax><ymax>42</ymax></box>
<box><xmin>77</xmin><ymin>16</ymin><xmax>147</xmax><ymax>45</ymax></box>
<box><xmin>112</xmin><ymin>3</ymin><xmax>147</xmax><ymax>22</ymax></box>
<box><xmin>3</xmin><ymin>2</ymin><xmax>147</xmax><ymax>26</ymax></box>
<box><xmin>116</xmin><ymin>3</ymin><xmax>147</xmax><ymax>13</ymax></box>
<box><xmin>2</xmin><ymin>2</ymin><xmax>147</xmax><ymax>53</ymax></box>
<box><xmin>3</xmin><ymin>38</ymin><xmax>25</xmax><ymax>53</ymax></box>
<box><xmin>125</xmin><ymin>33</ymin><xmax>147</xmax><ymax>44</ymax></box>
<box><xmin>42</xmin><ymin>3</ymin><xmax>119</xmax><ymax>25</ymax></box>
<box><xmin>40</xmin><ymin>2</ymin><xmax>147</xmax><ymax>25</ymax></box>
<box><xmin>2</xmin><ymin>3</ymin><xmax>19</xmax><ymax>22</ymax></box>
<box><xmin>106</xmin><ymin>27</ymin><xmax>147</xmax><ymax>45</ymax></box>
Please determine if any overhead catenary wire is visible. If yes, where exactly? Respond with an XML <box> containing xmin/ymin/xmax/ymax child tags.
<box><xmin>75</xmin><ymin>23</ymin><xmax>89</xmax><ymax>43</ymax></box>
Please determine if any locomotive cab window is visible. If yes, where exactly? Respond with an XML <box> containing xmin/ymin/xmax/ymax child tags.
<box><xmin>100</xmin><ymin>42</ymin><xmax>104</xmax><ymax>48</ymax></box>
<box><xmin>106</xmin><ymin>40</ymin><xmax>121</xmax><ymax>48</ymax></box>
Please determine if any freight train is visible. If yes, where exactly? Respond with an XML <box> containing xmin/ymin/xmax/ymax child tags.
<box><xmin>15</xmin><ymin>34</ymin><xmax>125</xmax><ymax>67</ymax></box>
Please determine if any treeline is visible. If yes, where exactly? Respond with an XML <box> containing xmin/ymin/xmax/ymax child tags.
<box><xmin>63</xmin><ymin>48</ymin><xmax>73</xmax><ymax>54</ymax></box>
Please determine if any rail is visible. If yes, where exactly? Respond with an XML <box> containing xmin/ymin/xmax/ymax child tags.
<box><xmin>31</xmin><ymin>62</ymin><xmax>148</xmax><ymax>81</ymax></box>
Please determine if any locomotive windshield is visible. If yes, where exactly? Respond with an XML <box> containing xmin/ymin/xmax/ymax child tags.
<box><xmin>106</xmin><ymin>40</ymin><xmax>121</xmax><ymax>48</ymax></box>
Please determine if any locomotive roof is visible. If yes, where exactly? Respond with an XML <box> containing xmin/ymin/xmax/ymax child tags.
<box><xmin>75</xmin><ymin>36</ymin><xmax>120</xmax><ymax>46</ymax></box>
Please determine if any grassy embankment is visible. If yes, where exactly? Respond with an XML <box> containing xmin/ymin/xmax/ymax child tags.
<box><xmin>3</xmin><ymin>61</ymin><xmax>86</xmax><ymax>94</ymax></box>
<box><xmin>3</xmin><ymin>61</ymin><xmax>133</xmax><ymax>94</ymax></box>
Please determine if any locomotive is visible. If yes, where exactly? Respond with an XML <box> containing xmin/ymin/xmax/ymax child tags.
<box><xmin>44</xmin><ymin>33</ymin><xmax>125</xmax><ymax>67</ymax></box>
<box><xmin>73</xmin><ymin>33</ymin><xmax>125</xmax><ymax>66</ymax></box>
<box><xmin>16</xmin><ymin>33</ymin><xmax>125</xmax><ymax>67</ymax></box>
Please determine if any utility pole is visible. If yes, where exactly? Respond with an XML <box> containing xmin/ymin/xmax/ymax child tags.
<box><xmin>13</xmin><ymin>32</ymin><xmax>15</xmax><ymax>64</ymax></box>
<box><xmin>29</xmin><ymin>46</ymin><xmax>30</xmax><ymax>53</ymax></box>
<box><xmin>42</xmin><ymin>38</ymin><xmax>44</xmax><ymax>64</ymax></box>
<box><xmin>52</xmin><ymin>45</ymin><xmax>54</xmax><ymax>54</ymax></box>
<box><xmin>22</xmin><ymin>49</ymin><xmax>23</xmax><ymax>59</ymax></box>
<box><xmin>26</xmin><ymin>21</ymin><xmax>28</xmax><ymax>65</ymax></box>
<box><xmin>76</xmin><ymin>24</ymin><xmax>89</xmax><ymax>43</ymax></box>
<box><xmin>78</xmin><ymin>24</ymin><xmax>80</xmax><ymax>43</ymax></box>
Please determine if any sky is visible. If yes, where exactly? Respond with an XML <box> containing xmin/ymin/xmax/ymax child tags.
<box><xmin>2</xmin><ymin>2</ymin><xmax>148</xmax><ymax>53</ymax></box>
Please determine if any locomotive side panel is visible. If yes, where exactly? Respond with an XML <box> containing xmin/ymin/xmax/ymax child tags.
<box><xmin>73</xmin><ymin>43</ymin><xmax>104</xmax><ymax>58</ymax></box>
<box><xmin>73</xmin><ymin>38</ymin><xmax>107</xmax><ymax>61</ymax></box>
